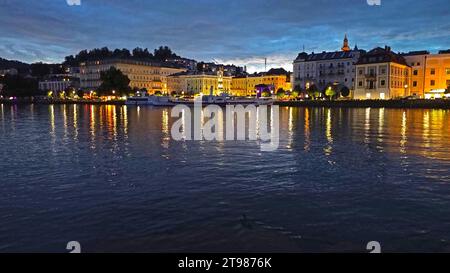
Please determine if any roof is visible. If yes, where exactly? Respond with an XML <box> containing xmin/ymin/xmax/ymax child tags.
<box><xmin>401</xmin><ymin>50</ymin><xmax>430</xmax><ymax>56</ymax></box>
<box><xmin>294</xmin><ymin>49</ymin><xmax>364</xmax><ymax>62</ymax></box>
<box><xmin>356</xmin><ymin>47</ymin><xmax>409</xmax><ymax>66</ymax></box>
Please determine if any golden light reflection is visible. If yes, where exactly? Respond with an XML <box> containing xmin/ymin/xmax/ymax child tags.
<box><xmin>364</xmin><ymin>108</ymin><xmax>371</xmax><ymax>144</ymax></box>
<box><xmin>377</xmin><ymin>108</ymin><xmax>385</xmax><ymax>151</ymax></box>
<box><xmin>122</xmin><ymin>105</ymin><xmax>128</xmax><ymax>138</ymax></box>
<box><xmin>49</xmin><ymin>105</ymin><xmax>56</xmax><ymax>149</ymax></box>
<box><xmin>303</xmin><ymin>108</ymin><xmax>311</xmax><ymax>152</ymax></box>
<box><xmin>423</xmin><ymin>110</ymin><xmax>430</xmax><ymax>149</ymax></box>
<box><xmin>287</xmin><ymin>107</ymin><xmax>294</xmax><ymax>149</ymax></box>
<box><xmin>162</xmin><ymin>108</ymin><xmax>170</xmax><ymax>149</ymax></box>
<box><xmin>400</xmin><ymin>111</ymin><xmax>407</xmax><ymax>154</ymax></box>
<box><xmin>63</xmin><ymin>104</ymin><xmax>68</xmax><ymax>139</ymax></box>
<box><xmin>73</xmin><ymin>104</ymin><xmax>78</xmax><ymax>142</ymax></box>
<box><xmin>324</xmin><ymin>108</ymin><xmax>333</xmax><ymax>155</ymax></box>
<box><xmin>90</xmin><ymin>105</ymin><xmax>96</xmax><ymax>148</ymax></box>
<box><xmin>1</xmin><ymin>104</ymin><xmax>4</xmax><ymax>130</ymax></box>
<box><xmin>112</xmin><ymin>105</ymin><xmax>117</xmax><ymax>139</ymax></box>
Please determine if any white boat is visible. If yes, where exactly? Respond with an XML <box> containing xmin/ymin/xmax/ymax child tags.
<box><xmin>125</xmin><ymin>96</ymin><xmax>175</xmax><ymax>106</ymax></box>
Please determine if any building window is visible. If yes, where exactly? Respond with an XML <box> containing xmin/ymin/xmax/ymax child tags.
<box><xmin>380</xmin><ymin>80</ymin><xmax>386</xmax><ymax>86</ymax></box>
<box><xmin>413</xmin><ymin>81</ymin><xmax>417</xmax><ymax>87</ymax></box>
<box><xmin>431</xmin><ymin>80</ymin><xmax>435</xmax><ymax>86</ymax></box>
<box><xmin>413</xmin><ymin>70</ymin><xmax>418</xmax><ymax>76</ymax></box>
<box><xmin>446</xmin><ymin>68</ymin><xmax>450</xmax><ymax>75</ymax></box>
<box><xmin>358</xmin><ymin>81</ymin><xmax>363</xmax><ymax>87</ymax></box>
<box><xmin>431</xmin><ymin>68</ymin><xmax>436</xmax><ymax>75</ymax></box>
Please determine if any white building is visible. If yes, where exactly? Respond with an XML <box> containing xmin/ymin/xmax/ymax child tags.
<box><xmin>293</xmin><ymin>35</ymin><xmax>364</xmax><ymax>93</ymax></box>
<box><xmin>38</xmin><ymin>75</ymin><xmax>79</xmax><ymax>94</ymax></box>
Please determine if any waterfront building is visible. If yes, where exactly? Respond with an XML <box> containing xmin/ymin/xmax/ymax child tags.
<box><xmin>167</xmin><ymin>70</ymin><xmax>232</xmax><ymax>96</ymax></box>
<box><xmin>230</xmin><ymin>68</ymin><xmax>291</xmax><ymax>96</ymax></box>
<box><xmin>79</xmin><ymin>59</ymin><xmax>186</xmax><ymax>93</ymax></box>
<box><xmin>293</xmin><ymin>35</ymin><xmax>364</xmax><ymax>94</ymax></box>
<box><xmin>38</xmin><ymin>75</ymin><xmax>80</xmax><ymax>94</ymax></box>
<box><xmin>354</xmin><ymin>46</ymin><xmax>411</xmax><ymax>99</ymax></box>
<box><xmin>402</xmin><ymin>50</ymin><xmax>450</xmax><ymax>98</ymax></box>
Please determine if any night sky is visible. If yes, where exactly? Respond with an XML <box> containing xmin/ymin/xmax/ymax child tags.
<box><xmin>0</xmin><ymin>0</ymin><xmax>449</xmax><ymax>72</ymax></box>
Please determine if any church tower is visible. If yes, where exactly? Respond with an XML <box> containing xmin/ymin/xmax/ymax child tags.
<box><xmin>341</xmin><ymin>34</ymin><xmax>351</xmax><ymax>52</ymax></box>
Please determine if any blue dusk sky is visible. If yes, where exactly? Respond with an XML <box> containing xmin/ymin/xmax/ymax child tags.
<box><xmin>0</xmin><ymin>0</ymin><xmax>449</xmax><ymax>72</ymax></box>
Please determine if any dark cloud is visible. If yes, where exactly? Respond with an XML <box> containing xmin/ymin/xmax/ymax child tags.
<box><xmin>0</xmin><ymin>0</ymin><xmax>448</xmax><ymax>71</ymax></box>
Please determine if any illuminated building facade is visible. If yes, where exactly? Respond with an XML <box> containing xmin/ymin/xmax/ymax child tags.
<box><xmin>403</xmin><ymin>50</ymin><xmax>450</xmax><ymax>98</ymax></box>
<box><xmin>80</xmin><ymin>59</ymin><xmax>186</xmax><ymax>93</ymax></box>
<box><xmin>38</xmin><ymin>75</ymin><xmax>79</xmax><ymax>93</ymax></box>
<box><xmin>167</xmin><ymin>70</ymin><xmax>232</xmax><ymax>95</ymax></box>
<box><xmin>354</xmin><ymin>46</ymin><xmax>411</xmax><ymax>99</ymax></box>
<box><xmin>293</xmin><ymin>35</ymin><xmax>363</xmax><ymax>93</ymax></box>
<box><xmin>230</xmin><ymin>68</ymin><xmax>291</xmax><ymax>96</ymax></box>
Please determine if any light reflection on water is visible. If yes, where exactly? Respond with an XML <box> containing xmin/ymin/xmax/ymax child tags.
<box><xmin>0</xmin><ymin>104</ymin><xmax>450</xmax><ymax>252</ymax></box>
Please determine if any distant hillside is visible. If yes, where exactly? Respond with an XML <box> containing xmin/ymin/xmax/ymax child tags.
<box><xmin>0</xmin><ymin>57</ymin><xmax>31</xmax><ymax>74</ymax></box>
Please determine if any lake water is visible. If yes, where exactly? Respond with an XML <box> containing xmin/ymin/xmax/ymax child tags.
<box><xmin>1</xmin><ymin>104</ymin><xmax>450</xmax><ymax>253</ymax></box>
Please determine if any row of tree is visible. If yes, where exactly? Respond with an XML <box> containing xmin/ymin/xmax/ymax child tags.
<box><xmin>291</xmin><ymin>84</ymin><xmax>350</xmax><ymax>100</ymax></box>
<box><xmin>0</xmin><ymin>74</ymin><xmax>42</xmax><ymax>97</ymax></box>
<box><xmin>64</xmin><ymin>46</ymin><xmax>180</xmax><ymax>66</ymax></box>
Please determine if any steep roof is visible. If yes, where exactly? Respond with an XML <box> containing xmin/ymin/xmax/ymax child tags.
<box><xmin>356</xmin><ymin>47</ymin><xmax>409</xmax><ymax>66</ymax></box>
<box><xmin>294</xmin><ymin>50</ymin><xmax>364</xmax><ymax>62</ymax></box>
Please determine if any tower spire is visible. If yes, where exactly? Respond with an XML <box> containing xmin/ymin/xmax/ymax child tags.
<box><xmin>341</xmin><ymin>34</ymin><xmax>350</xmax><ymax>52</ymax></box>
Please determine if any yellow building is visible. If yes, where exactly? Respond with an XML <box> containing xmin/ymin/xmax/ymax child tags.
<box><xmin>354</xmin><ymin>47</ymin><xmax>412</xmax><ymax>99</ymax></box>
<box><xmin>80</xmin><ymin>59</ymin><xmax>186</xmax><ymax>94</ymax></box>
<box><xmin>231</xmin><ymin>68</ymin><xmax>292</xmax><ymax>96</ymax></box>
<box><xmin>167</xmin><ymin>71</ymin><xmax>232</xmax><ymax>96</ymax></box>
<box><xmin>403</xmin><ymin>51</ymin><xmax>450</xmax><ymax>98</ymax></box>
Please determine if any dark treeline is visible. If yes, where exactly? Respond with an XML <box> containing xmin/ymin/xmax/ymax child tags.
<box><xmin>0</xmin><ymin>74</ymin><xmax>41</xmax><ymax>98</ymax></box>
<box><xmin>64</xmin><ymin>46</ymin><xmax>181</xmax><ymax>66</ymax></box>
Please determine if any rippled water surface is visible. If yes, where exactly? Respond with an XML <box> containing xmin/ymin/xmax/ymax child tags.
<box><xmin>1</xmin><ymin>104</ymin><xmax>450</xmax><ymax>252</ymax></box>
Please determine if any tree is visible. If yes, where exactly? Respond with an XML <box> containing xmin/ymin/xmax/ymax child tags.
<box><xmin>154</xmin><ymin>46</ymin><xmax>179</xmax><ymax>61</ymax></box>
<box><xmin>154</xmin><ymin>91</ymin><xmax>163</xmax><ymax>96</ymax></box>
<box><xmin>291</xmin><ymin>90</ymin><xmax>299</xmax><ymax>99</ymax></box>
<box><xmin>340</xmin><ymin>86</ymin><xmax>350</xmax><ymax>97</ymax></box>
<box><xmin>325</xmin><ymin>85</ymin><xmax>336</xmax><ymax>100</ymax></box>
<box><xmin>307</xmin><ymin>84</ymin><xmax>319</xmax><ymax>99</ymax></box>
<box><xmin>76</xmin><ymin>89</ymin><xmax>84</xmax><ymax>98</ymax></box>
<box><xmin>276</xmin><ymin>88</ymin><xmax>285</xmax><ymax>99</ymax></box>
<box><xmin>1</xmin><ymin>74</ymin><xmax>40</xmax><ymax>97</ymax></box>
<box><xmin>261</xmin><ymin>89</ymin><xmax>271</xmax><ymax>98</ymax></box>
<box><xmin>97</xmin><ymin>67</ymin><xmax>130</xmax><ymax>96</ymax></box>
